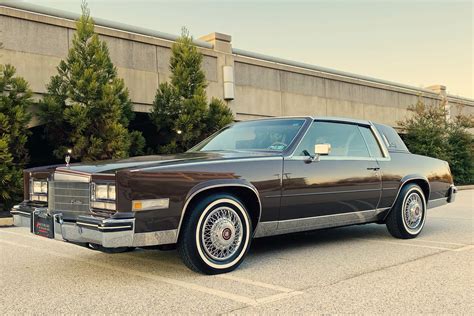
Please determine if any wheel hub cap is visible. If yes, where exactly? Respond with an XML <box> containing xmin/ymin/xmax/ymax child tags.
<box><xmin>202</xmin><ymin>207</ymin><xmax>243</xmax><ymax>261</ymax></box>
<box><xmin>404</xmin><ymin>192</ymin><xmax>423</xmax><ymax>229</ymax></box>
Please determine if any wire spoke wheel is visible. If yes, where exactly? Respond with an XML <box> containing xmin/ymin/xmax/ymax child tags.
<box><xmin>403</xmin><ymin>192</ymin><xmax>423</xmax><ymax>230</ymax></box>
<box><xmin>201</xmin><ymin>206</ymin><xmax>243</xmax><ymax>261</ymax></box>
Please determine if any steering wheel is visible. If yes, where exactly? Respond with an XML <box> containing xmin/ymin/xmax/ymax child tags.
<box><xmin>268</xmin><ymin>141</ymin><xmax>288</xmax><ymax>150</ymax></box>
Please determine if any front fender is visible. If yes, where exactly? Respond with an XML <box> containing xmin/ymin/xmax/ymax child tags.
<box><xmin>177</xmin><ymin>179</ymin><xmax>262</xmax><ymax>238</ymax></box>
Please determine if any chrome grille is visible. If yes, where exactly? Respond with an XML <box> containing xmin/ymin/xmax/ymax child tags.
<box><xmin>48</xmin><ymin>181</ymin><xmax>90</xmax><ymax>213</ymax></box>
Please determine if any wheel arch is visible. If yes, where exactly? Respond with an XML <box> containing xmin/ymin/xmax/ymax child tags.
<box><xmin>399</xmin><ymin>175</ymin><xmax>431</xmax><ymax>201</ymax></box>
<box><xmin>383</xmin><ymin>175</ymin><xmax>430</xmax><ymax>221</ymax></box>
<box><xmin>176</xmin><ymin>180</ymin><xmax>262</xmax><ymax>241</ymax></box>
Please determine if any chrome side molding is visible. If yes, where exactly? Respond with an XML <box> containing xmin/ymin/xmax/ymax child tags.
<box><xmin>254</xmin><ymin>209</ymin><xmax>379</xmax><ymax>238</ymax></box>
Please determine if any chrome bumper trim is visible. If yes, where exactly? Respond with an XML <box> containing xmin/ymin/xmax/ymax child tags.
<box><xmin>11</xmin><ymin>208</ymin><xmax>177</xmax><ymax>248</ymax></box>
<box><xmin>447</xmin><ymin>185</ymin><xmax>457</xmax><ymax>203</ymax></box>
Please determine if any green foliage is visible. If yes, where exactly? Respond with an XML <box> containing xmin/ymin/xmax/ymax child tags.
<box><xmin>150</xmin><ymin>28</ymin><xmax>234</xmax><ymax>153</ymax></box>
<box><xmin>400</xmin><ymin>98</ymin><xmax>450</xmax><ymax>161</ymax></box>
<box><xmin>399</xmin><ymin>98</ymin><xmax>473</xmax><ymax>184</ymax></box>
<box><xmin>446</xmin><ymin>116</ymin><xmax>474</xmax><ymax>184</ymax></box>
<box><xmin>0</xmin><ymin>64</ymin><xmax>32</xmax><ymax>210</ymax></box>
<box><xmin>38</xmin><ymin>2</ymin><xmax>144</xmax><ymax>161</ymax></box>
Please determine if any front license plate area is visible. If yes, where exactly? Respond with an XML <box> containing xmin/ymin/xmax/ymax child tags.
<box><xmin>33</xmin><ymin>212</ymin><xmax>54</xmax><ymax>238</ymax></box>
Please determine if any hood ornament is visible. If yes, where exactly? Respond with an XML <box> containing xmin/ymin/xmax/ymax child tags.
<box><xmin>65</xmin><ymin>149</ymin><xmax>72</xmax><ymax>167</ymax></box>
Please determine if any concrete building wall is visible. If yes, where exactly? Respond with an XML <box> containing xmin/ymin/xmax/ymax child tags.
<box><xmin>1</xmin><ymin>3</ymin><xmax>473</xmax><ymax>129</ymax></box>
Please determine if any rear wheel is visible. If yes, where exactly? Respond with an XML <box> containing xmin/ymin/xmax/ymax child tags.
<box><xmin>178</xmin><ymin>194</ymin><xmax>252</xmax><ymax>274</ymax></box>
<box><xmin>386</xmin><ymin>184</ymin><xmax>426</xmax><ymax>239</ymax></box>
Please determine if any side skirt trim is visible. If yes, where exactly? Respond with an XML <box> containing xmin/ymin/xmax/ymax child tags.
<box><xmin>427</xmin><ymin>197</ymin><xmax>448</xmax><ymax>209</ymax></box>
<box><xmin>254</xmin><ymin>209</ymin><xmax>381</xmax><ymax>238</ymax></box>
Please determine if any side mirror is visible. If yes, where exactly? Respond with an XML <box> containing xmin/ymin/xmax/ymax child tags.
<box><xmin>315</xmin><ymin>143</ymin><xmax>331</xmax><ymax>156</ymax></box>
<box><xmin>304</xmin><ymin>143</ymin><xmax>331</xmax><ymax>163</ymax></box>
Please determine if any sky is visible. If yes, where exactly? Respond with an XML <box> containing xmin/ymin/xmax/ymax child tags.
<box><xmin>22</xmin><ymin>0</ymin><xmax>473</xmax><ymax>98</ymax></box>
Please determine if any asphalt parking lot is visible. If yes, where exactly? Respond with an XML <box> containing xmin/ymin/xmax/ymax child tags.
<box><xmin>1</xmin><ymin>190</ymin><xmax>472</xmax><ymax>314</ymax></box>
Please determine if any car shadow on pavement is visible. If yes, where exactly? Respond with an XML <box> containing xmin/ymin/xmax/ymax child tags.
<box><xmin>77</xmin><ymin>220</ymin><xmax>449</xmax><ymax>275</ymax></box>
<box><xmin>249</xmin><ymin>223</ymin><xmax>390</xmax><ymax>255</ymax></box>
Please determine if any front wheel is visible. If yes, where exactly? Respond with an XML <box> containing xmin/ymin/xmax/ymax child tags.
<box><xmin>386</xmin><ymin>184</ymin><xmax>427</xmax><ymax>239</ymax></box>
<box><xmin>178</xmin><ymin>194</ymin><xmax>252</xmax><ymax>274</ymax></box>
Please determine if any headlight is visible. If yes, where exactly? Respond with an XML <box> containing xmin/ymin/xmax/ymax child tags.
<box><xmin>91</xmin><ymin>183</ymin><xmax>116</xmax><ymax>211</ymax></box>
<box><xmin>32</xmin><ymin>180</ymin><xmax>48</xmax><ymax>194</ymax></box>
<box><xmin>95</xmin><ymin>184</ymin><xmax>109</xmax><ymax>200</ymax></box>
<box><xmin>30</xmin><ymin>180</ymin><xmax>48</xmax><ymax>202</ymax></box>
<box><xmin>108</xmin><ymin>185</ymin><xmax>116</xmax><ymax>200</ymax></box>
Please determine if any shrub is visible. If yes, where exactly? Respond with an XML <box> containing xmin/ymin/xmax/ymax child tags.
<box><xmin>0</xmin><ymin>64</ymin><xmax>32</xmax><ymax>210</ymax></box>
<box><xmin>399</xmin><ymin>98</ymin><xmax>473</xmax><ymax>185</ymax></box>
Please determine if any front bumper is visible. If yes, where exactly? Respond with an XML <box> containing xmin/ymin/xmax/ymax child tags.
<box><xmin>11</xmin><ymin>205</ymin><xmax>177</xmax><ymax>248</ymax></box>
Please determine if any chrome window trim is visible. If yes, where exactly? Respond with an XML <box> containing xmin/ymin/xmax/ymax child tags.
<box><xmin>358</xmin><ymin>125</ymin><xmax>384</xmax><ymax>159</ymax></box>
<box><xmin>368</xmin><ymin>123</ymin><xmax>391</xmax><ymax>160</ymax></box>
<box><xmin>288</xmin><ymin>119</ymin><xmax>391</xmax><ymax>161</ymax></box>
<box><xmin>189</xmin><ymin>117</ymin><xmax>308</xmax><ymax>154</ymax></box>
<box><xmin>287</xmin><ymin>155</ymin><xmax>378</xmax><ymax>161</ymax></box>
<box><xmin>288</xmin><ymin>118</ymin><xmax>313</xmax><ymax>158</ymax></box>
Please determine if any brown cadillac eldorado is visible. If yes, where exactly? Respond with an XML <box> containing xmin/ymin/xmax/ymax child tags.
<box><xmin>11</xmin><ymin>117</ymin><xmax>457</xmax><ymax>274</ymax></box>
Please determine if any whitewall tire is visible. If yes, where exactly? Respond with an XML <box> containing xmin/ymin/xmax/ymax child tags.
<box><xmin>386</xmin><ymin>184</ymin><xmax>427</xmax><ymax>239</ymax></box>
<box><xmin>178</xmin><ymin>194</ymin><xmax>252</xmax><ymax>274</ymax></box>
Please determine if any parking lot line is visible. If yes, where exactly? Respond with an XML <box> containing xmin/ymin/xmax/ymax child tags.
<box><xmin>0</xmin><ymin>239</ymin><xmax>259</xmax><ymax>306</ymax></box>
<box><xmin>255</xmin><ymin>290</ymin><xmax>304</xmax><ymax>304</ymax></box>
<box><xmin>0</xmin><ymin>230</ymin><xmax>305</xmax><ymax>307</ymax></box>
<box><xmin>407</xmin><ymin>239</ymin><xmax>469</xmax><ymax>246</ymax></box>
<box><xmin>217</xmin><ymin>274</ymin><xmax>297</xmax><ymax>293</ymax></box>
<box><xmin>0</xmin><ymin>229</ymin><xmax>301</xmax><ymax>295</ymax></box>
<box><xmin>355</xmin><ymin>238</ymin><xmax>454</xmax><ymax>251</ymax></box>
<box><xmin>121</xmin><ymin>253</ymin><xmax>299</xmax><ymax>294</ymax></box>
<box><xmin>451</xmin><ymin>245</ymin><xmax>474</xmax><ymax>252</ymax></box>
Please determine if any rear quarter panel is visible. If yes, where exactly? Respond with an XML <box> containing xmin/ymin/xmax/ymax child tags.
<box><xmin>377</xmin><ymin>152</ymin><xmax>453</xmax><ymax>208</ymax></box>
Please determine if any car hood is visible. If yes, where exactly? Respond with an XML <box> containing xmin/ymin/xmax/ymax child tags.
<box><xmin>53</xmin><ymin>151</ymin><xmax>280</xmax><ymax>175</ymax></box>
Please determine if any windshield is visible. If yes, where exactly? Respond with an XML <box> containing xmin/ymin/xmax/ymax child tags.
<box><xmin>191</xmin><ymin>119</ymin><xmax>305</xmax><ymax>152</ymax></box>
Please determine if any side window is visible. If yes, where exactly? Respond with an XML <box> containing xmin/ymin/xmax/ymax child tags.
<box><xmin>374</xmin><ymin>123</ymin><xmax>409</xmax><ymax>152</ymax></box>
<box><xmin>359</xmin><ymin>126</ymin><xmax>384</xmax><ymax>158</ymax></box>
<box><xmin>295</xmin><ymin>121</ymin><xmax>370</xmax><ymax>158</ymax></box>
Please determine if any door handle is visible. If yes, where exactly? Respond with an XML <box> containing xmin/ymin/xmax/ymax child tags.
<box><xmin>367</xmin><ymin>167</ymin><xmax>380</xmax><ymax>171</ymax></box>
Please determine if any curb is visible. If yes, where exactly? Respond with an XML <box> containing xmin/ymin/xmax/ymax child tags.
<box><xmin>0</xmin><ymin>217</ymin><xmax>13</xmax><ymax>227</ymax></box>
<box><xmin>457</xmin><ymin>185</ymin><xmax>474</xmax><ymax>191</ymax></box>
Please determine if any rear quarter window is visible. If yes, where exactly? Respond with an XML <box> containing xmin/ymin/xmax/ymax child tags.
<box><xmin>374</xmin><ymin>123</ymin><xmax>409</xmax><ymax>153</ymax></box>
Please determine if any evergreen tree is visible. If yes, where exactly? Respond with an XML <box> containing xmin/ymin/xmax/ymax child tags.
<box><xmin>150</xmin><ymin>28</ymin><xmax>233</xmax><ymax>153</ymax></box>
<box><xmin>38</xmin><ymin>2</ymin><xmax>144</xmax><ymax>161</ymax></box>
<box><xmin>0</xmin><ymin>64</ymin><xmax>32</xmax><ymax>210</ymax></box>
<box><xmin>446</xmin><ymin>115</ymin><xmax>474</xmax><ymax>184</ymax></box>
<box><xmin>399</xmin><ymin>97</ymin><xmax>473</xmax><ymax>185</ymax></box>
<box><xmin>399</xmin><ymin>98</ymin><xmax>449</xmax><ymax>161</ymax></box>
